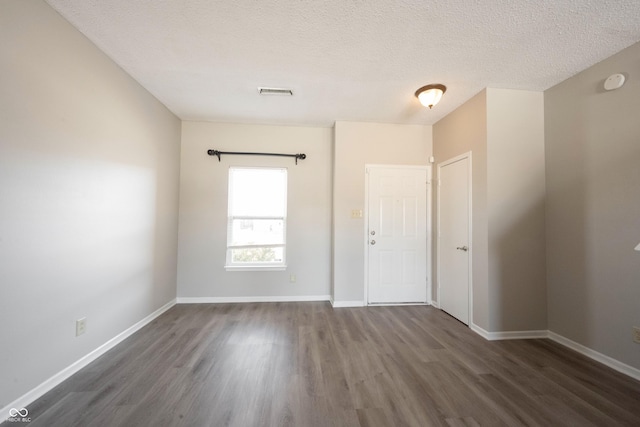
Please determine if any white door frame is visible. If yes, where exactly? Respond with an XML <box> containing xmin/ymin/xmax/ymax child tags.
<box><xmin>364</xmin><ymin>164</ymin><xmax>432</xmax><ymax>305</ymax></box>
<box><xmin>436</xmin><ymin>152</ymin><xmax>473</xmax><ymax>324</ymax></box>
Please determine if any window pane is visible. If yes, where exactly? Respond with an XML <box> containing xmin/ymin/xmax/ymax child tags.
<box><xmin>231</xmin><ymin>247</ymin><xmax>284</xmax><ymax>263</ymax></box>
<box><xmin>227</xmin><ymin>167</ymin><xmax>288</xmax><ymax>268</ymax></box>
<box><xmin>229</xmin><ymin>219</ymin><xmax>284</xmax><ymax>246</ymax></box>
<box><xmin>229</xmin><ymin>168</ymin><xmax>287</xmax><ymax>217</ymax></box>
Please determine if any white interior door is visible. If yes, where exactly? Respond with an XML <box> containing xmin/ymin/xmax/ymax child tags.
<box><xmin>367</xmin><ymin>166</ymin><xmax>428</xmax><ymax>304</ymax></box>
<box><xmin>438</xmin><ymin>155</ymin><xmax>471</xmax><ymax>324</ymax></box>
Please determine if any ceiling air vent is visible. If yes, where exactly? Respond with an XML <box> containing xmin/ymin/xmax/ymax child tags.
<box><xmin>258</xmin><ymin>87</ymin><xmax>293</xmax><ymax>96</ymax></box>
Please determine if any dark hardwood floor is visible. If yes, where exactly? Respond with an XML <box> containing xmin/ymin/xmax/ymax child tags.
<box><xmin>6</xmin><ymin>303</ymin><xmax>640</xmax><ymax>426</ymax></box>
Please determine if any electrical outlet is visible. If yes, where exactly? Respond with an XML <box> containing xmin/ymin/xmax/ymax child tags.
<box><xmin>290</xmin><ymin>274</ymin><xmax>297</xmax><ymax>283</ymax></box>
<box><xmin>633</xmin><ymin>326</ymin><xmax>640</xmax><ymax>344</ymax></box>
<box><xmin>76</xmin><ymin>317</ymin><xmax>86</xmax><ymax>337</ymax></box>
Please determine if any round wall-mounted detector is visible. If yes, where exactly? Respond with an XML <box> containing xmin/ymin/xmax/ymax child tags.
<box><xmin>604</xmin><ymin>73</ymin><xmax>625</xmax><ymax>91</ymax></box>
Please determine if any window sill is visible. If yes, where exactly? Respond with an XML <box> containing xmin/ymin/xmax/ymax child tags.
<box><xmin>225</xmin><ymin>265</ymin><xmax>287</xmax><ymax>272</ymax></box>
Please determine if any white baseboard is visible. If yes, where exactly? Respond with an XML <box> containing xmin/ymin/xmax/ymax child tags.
<box><xmin>176</xmin><ymin>295</ymin><xmax>330</xmax><ymax>304</ymax></box>
<box><xmin>331</xmin><ymin>300</ymin><xmax>366</xmax><ymax>308</ymax></box>
<box><xmin>368</xmin><ymin>302</ymin><xmax>429</xmax><ymax>307</ymax></box>
<box><xmin>468</xmin><ymin>323</ymin><xmax>640</xmax><ymax>381</ymax></box>
<box><xmin>470</xmin><ymin>323</ymin><xmax>548</xmax><ymax>341</ymax></box>
<box><xmin>1</xmin><ymin>299</ymin><xmax>176</xmax><ymax>417</ymax></box>
<box><xmin>548</xmin><ymin>331</ymin><xmax>640</xmax><ymax>381</ymax></box>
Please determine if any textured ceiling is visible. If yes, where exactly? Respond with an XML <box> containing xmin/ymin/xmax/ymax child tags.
<box><xmin>45</xmin><ymin>0</ymin><xmax>640</xmax><ymax>127</ymax></box>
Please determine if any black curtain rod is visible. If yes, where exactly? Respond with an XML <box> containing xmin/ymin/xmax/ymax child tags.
<box><xmin>207</xmin><ymin>149</ymin><xmax>307</xmax><ymax>165</ymax></box>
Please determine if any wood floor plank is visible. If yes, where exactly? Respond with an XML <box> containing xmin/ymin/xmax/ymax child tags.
<box><xmin>539</xmin><ymin>365</ymin><xmax>640</xmax><ymax>426</ymax></box>
<box><xmin>356</xmin><ymin>407</ymin><xmax>393</xmax><ymax>427</ymax></box>
<box><xmin>445</xmin><ymin>416</ymin><xmax>481</xmax><ymax>427</ymax></box>
<box><xmin>5</xmin><ymin>303</ymin><xmax>640</xmax><ymax>427</ymax></box>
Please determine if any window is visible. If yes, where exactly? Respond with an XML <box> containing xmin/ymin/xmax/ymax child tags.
<box><xmin>226</xmin><ymin>167</ymin><xmax>287</xmax><ymax>270</ymax></box>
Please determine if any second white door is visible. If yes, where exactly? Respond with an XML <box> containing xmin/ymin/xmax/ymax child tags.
<box><xmin>438</xmin><ymin>154</ymin><xmax>471</xmax><ymax>324</ymax></box>
<box><xmin>367</xmin><ymin>166</ymin><xmax>428</xmax><ymax>304</ymax></box>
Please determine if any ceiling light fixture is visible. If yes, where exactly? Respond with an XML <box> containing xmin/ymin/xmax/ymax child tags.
<box><xmin>415</xmin><ymin>84</ymin><xmax>447</xmax><ymax>109</ymax></box>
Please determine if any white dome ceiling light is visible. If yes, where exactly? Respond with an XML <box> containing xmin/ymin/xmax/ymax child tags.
<box><xmin>415</xmin><ymin>84</ymin><xmax>447</xmax><ymax>109</ymax></box>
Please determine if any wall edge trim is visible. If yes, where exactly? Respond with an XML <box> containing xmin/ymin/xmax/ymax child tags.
<box><xmin>177</xmin><ymin>295</ymin><xmax>331</xmax><ymax>304</ymax></box>
<box><xmin>470</xmin><ymin>323</ymin><xmax>548</xmax><ymax>340</ymax></box>
<box><xmin>331</xmin><ymin>300</ymin><xmax>366</xmax><ymax>308</ymax></box>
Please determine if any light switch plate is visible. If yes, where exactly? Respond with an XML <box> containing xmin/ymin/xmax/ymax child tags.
<box><xmin>351</xmin><ymin>209</ymin><xmax>363</xmax><ymax>219</ymax></box>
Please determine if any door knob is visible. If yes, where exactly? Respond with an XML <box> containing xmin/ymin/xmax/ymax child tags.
<box><xmin>370</xmin><ymin>231</ymin><xmax>376</xmax><ymax>236</ymax></box>
<box><xmin>456</xmin><ymin>246</ymin><xmax>468</xmax><ymax>252</ymax></box>
<box><xmin>370</xmin><ymin>240</ymin><xmax>376</xmax><ymax>245</ymax></box>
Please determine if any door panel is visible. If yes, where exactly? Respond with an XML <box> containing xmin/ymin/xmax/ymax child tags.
<box><xmin>367</xmin><ymin>167</ymin><xmax>427</xmax><ymax>304</ymax></box>
<box><xmin>438</xmin><ymin>156</ymin><xmax>470</xmax><ymax>324</ymax></box>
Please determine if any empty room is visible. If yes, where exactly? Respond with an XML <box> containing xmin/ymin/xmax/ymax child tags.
<box><xmin>2</xmin><ymin>0</ymin><xmax>640</xmax><ymax>426</ymax></box>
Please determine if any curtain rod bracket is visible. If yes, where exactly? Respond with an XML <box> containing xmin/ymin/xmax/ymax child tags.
<box><xmin>207</xmin><ymin>149</ymin><xmax>222</xmax><ymax>161</ymax></box>
<box><xmin>207</xmin><ymin>149</ymin><xmax>306</xmax><ymax>165</ymax></box>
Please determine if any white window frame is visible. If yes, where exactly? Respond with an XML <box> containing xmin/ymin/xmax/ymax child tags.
<box><xmin>225</xmin><ymin>167</ymin><xmax>287</xmax><ymax>271</ymax></box>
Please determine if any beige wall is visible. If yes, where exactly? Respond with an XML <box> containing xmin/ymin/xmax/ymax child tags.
<box><xmin>545</xmin><ymin>41</ymin><xmax>640</xmax><ymax>370</ymax></box>
<box><xmin>333</xmin><ymin>121</ymin><xmax>432</xmax><ymax>303</ymax></box>
<box><xmin>486</xmin><ymin>88</ymin><xmax>547</xmax><ymax>331</ymax></box>
<box><xmin>433</xmin><ymin>91</ymin><xmax>490</xmax><ymax>328</ymax></box>
<box><xmin>0</xmin><ymin>0</ymin><xmax>181</xmax><ymax>408</ymax></box>
<box><xmin>177</xmin><ymin>122</ymin><xmax>332</xmax><ymax>299</ymax></box>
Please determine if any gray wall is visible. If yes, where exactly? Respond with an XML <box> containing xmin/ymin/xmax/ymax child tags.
<box><xmin>433</xmin><ymin>89</ymin><xmax>547</xmax><ymax>332</ymax></box>
<box><xmin>0</xmin><ymin>0</ymin><xmax>181</xmax><ymax>408</ymax></box>
<box><xmin>486</xmin><ymin>89</ymin><xmax>547</xmax><ymax>332</ymax></box>
<box><xmin>433</xmin><ymin>91</ymin><xmax>490</xmax><ymax>328</ymax></box>
<box><xmin>545</xmin><ymin>41</ymin><xmax>640</xmax><ymax>370</ymax></box>
<box><xmin>177</xmin><ymin>122</ymin><xmax>332</xmax><ymax>299</ymax></box>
